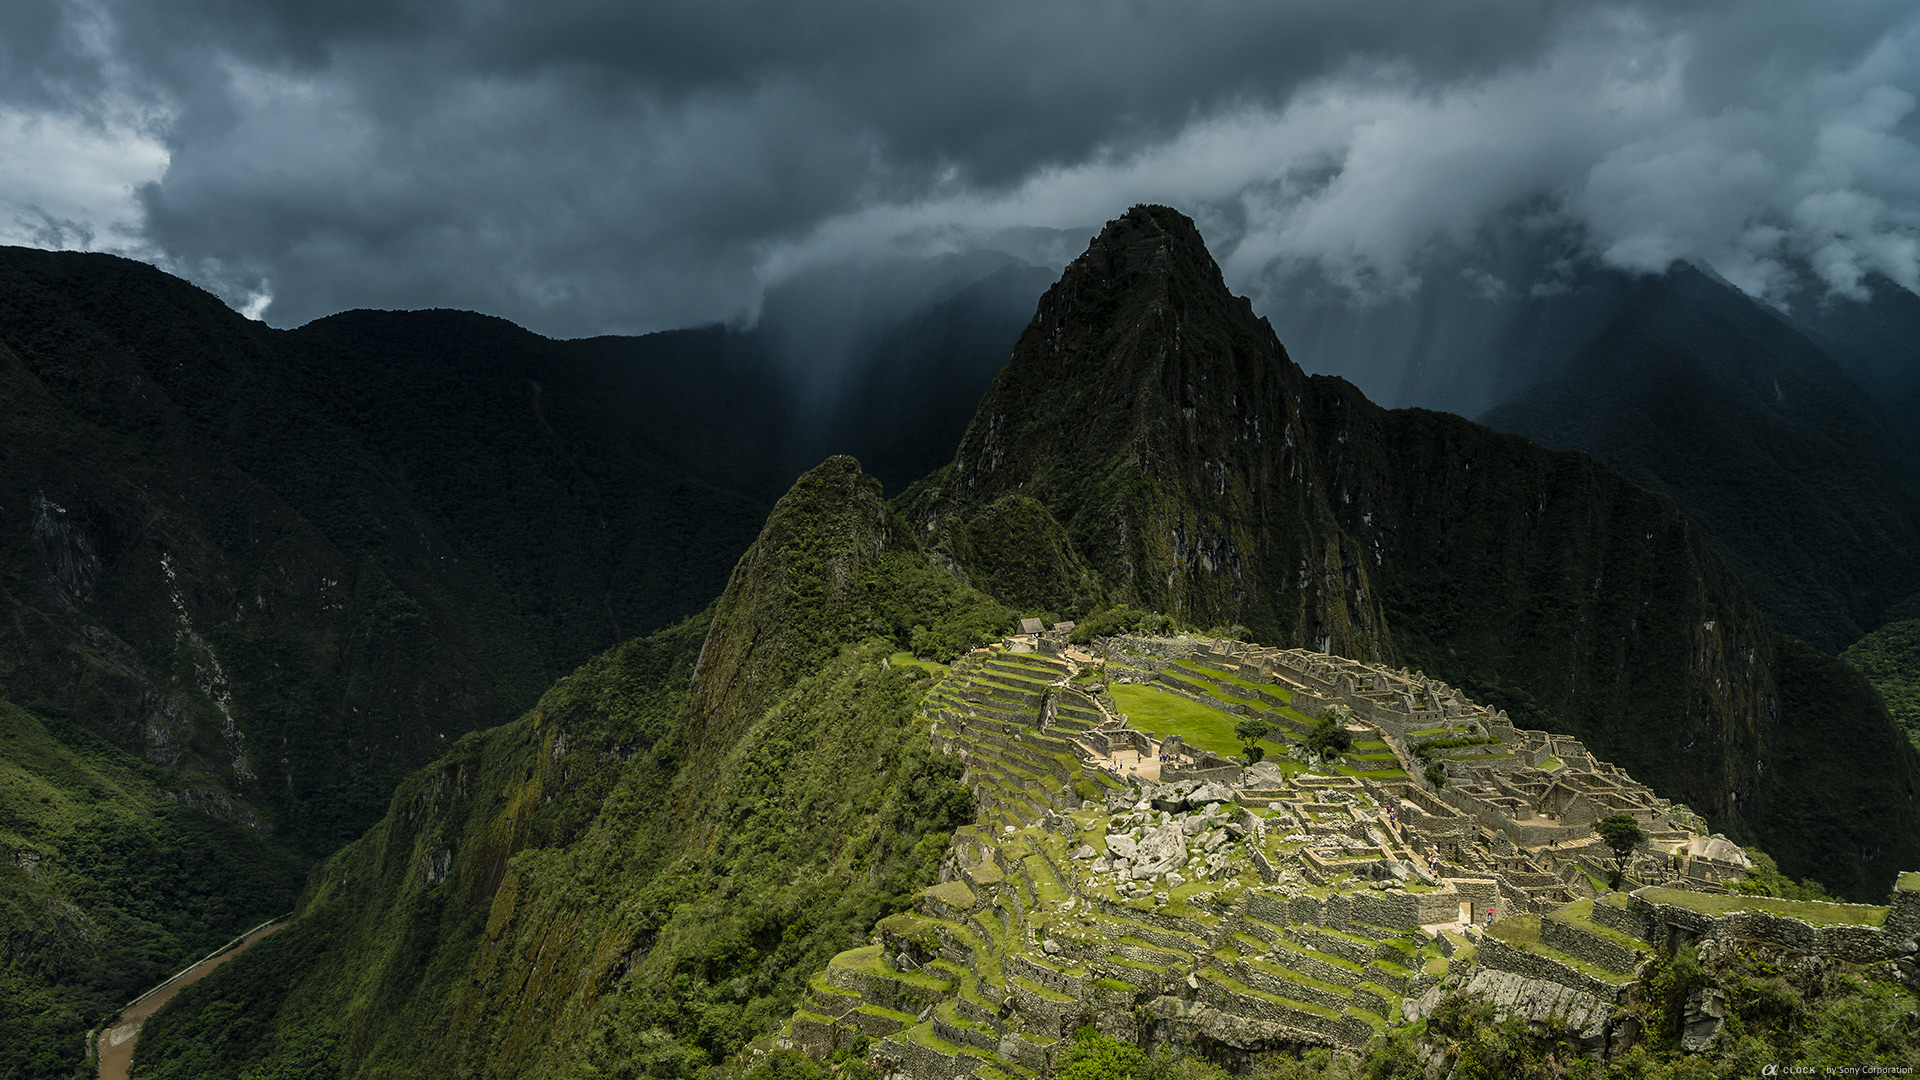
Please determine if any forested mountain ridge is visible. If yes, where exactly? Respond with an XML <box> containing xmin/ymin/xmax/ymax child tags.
<box><xmin>0</xmin><ymin>243</ymin><xmax>1042</xmax><ymax>1079</ymax></box>
<box><xmin>1482</xmin><ymin>263</ymin><xmax>1920</xmax><ymax>652</ymax></box>
<box><xmin>133</xmin><ymin>456</ymin><xmax>1009</xmax><ymax>1080</ymax></box>
<box><xmin>0</xmin><ymin>248</ymin><xmax>778</xmax><ymax>853</ymax></box>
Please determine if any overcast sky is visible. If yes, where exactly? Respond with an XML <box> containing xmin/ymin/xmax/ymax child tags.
<box><xmin>5</xmin><ymin>1</ymin><xmax>1919</xmax><ymax>338</ymax></box>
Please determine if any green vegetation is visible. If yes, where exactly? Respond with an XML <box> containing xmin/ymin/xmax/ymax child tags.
<box><xmin>134</xmin><ymin>459</ymin><xmax>1005</xmax><ymax>1080</ymax></box>
<box><xmin>1067</xmin><ymin>605</ymin><xmax>1176</xmax><ymax>645</ymax></box>
<box><xmin>1594</xmin><ymin>814</ymin><xmax>1648</xmax><ymax>888</ymax></box>
<box><xmin>1306</xmin><ymin>717</ymin><xmax>1354</xmax><ymax>762</ymax></box>
<box><xmin>1234</xmin><ymin>718</ymin><xmax>1276</xmax><ymax>763</ymax></box>
<box><xmin>1841</xmin><ymin>618</ymin><xmax>1920</xmax><ymax>749</ymax></box>
<box><xmin>888</xmin><ymin>652</ymin><xmax>950</xmax><ymax>678</ymax></box>
<box><xmin>1107</xmin><ymin>684</ymin><xmax>1286</xmax><ymax>759</ymax></box>
<box><xmin>1727</xmin><ymin>850</ymin><xmax>1833</xmax><ymax>901</ymax></box>
<box><xmin>1635</xmin><ymin>887</ymin><xmax>1887</xmax><ymax>927</ymax></box>
<box><xmin>1619</xmin><ymin>946</ymin><xmax>1918</xmax><ymax>1072</ymax></box>
<box><xmin>0</xmin><ymin>699</ymin><xmax>302</xmax><ymax>1079</ymax></box>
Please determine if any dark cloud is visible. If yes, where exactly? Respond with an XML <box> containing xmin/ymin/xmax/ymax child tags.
<box><xmin>3</xmin><ymin>0</ymin><xmax>1919</xmax><ymax>347</ymax></box>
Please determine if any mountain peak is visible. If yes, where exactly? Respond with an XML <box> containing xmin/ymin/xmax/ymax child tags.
<box><xmin>919</xmin><ymin>207</ymin><xmax>1387</xmax><ymax>656</ymax></box>
<box><xmin>1081</xmin><ymin>204</ymin><xmax>1218</xmax><ymax>279</ymax></box>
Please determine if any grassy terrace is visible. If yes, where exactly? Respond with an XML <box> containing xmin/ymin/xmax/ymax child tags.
<box><xmin>904</xmin><ymin>1019</ymin><xmax>994</xmax><ymax>1060</ymax></box>
<box><xmin>1173</xmin><ymin>659</ymin><xmax>1290</xmax><ymax>696</ymax></box>
<box><xmin>1485</xmin><ymin>915</ymin><xmax>1637</xmax><ymax>984</ymax></box>
<box><xmin>1109</xmin><ymin>682</ymin><xmax>1295</xmax><ymax>760</ymax></box>
<box><xmin>890</xmin><ymin>651</ymin><xmax>949</xmax><ymax>677</ymax></box>
<box><xmin>1330</xmin><ymin>763</ymin><xmax>1410</xmax><ymax>780</ymax></box>
<box><xmin>1635</xmin><ymin>887</ymin><xmax>1889</xmax><ymax>926</ymax></box>
<box><xmin>832</xmin><ymin>945</ymin><xmax>956</xmax><ymax>989</ymax></box>
<box><xmin>1198</xmin><ymin>967</ymin><xmax>1342</xmax><ymax>1020</ymax></box>
<box><xmin>1549</xmin><ymin>899</ymin><xmax>1651</xmax><ymax>951</ymax></box>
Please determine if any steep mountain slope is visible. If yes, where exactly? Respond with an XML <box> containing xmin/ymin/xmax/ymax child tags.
<box><xmin>1843</xmin><ymin>618</ymin><xmax>1920</xmax><ymax>749</ymax></box>
<box><xmin>131</xmin><ymin>458</ymin><xmax>1010</xmax><ymax>1080</ymax></box>
<box><xmin>1788</xmin><ymin>273</ymin><xmax>1920</xmax><ymax>440</ymax></box>
<box><xmin>0</xmin><ymin>249</ymin><xmax>777</xmax><ymax>854</ymax></box>
<box><xmin>1481</xmin><ymin>264</ymin><xmax>1920</xmax><ymax>650</ymax></box>
<box><xmin>0</xmin><ymin>699</ymin><xmax>301</xmax><ymax>1079</ymax></box>
<box><xmin>909</xmin><ymin>206</ymin><xmax>1920</xmax><ymax>897</ymax></box>
<box><xmin>0</xmin><ymin>244</ymin><xmax>1044</xmax><ymax>1077</ymax></box>
<box><xmin>904</xmin><ymin>225</ymin><xmax>1389</xmax><ymax>656</ymax></box>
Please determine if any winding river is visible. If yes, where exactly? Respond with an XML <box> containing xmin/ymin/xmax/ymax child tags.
<box><xmin>95</xmin><ymin>917</ymin><xmax>287</xmax><ymax>1080</ymax></box>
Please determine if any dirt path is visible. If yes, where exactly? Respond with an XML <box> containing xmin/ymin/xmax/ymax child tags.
<box><xmin>96</xmin><ymin>918</ymin><xmax>287</xmax><ymax>1080</ymax></box>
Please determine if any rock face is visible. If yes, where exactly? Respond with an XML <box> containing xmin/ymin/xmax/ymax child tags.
<box><xmin>913</xmin><ymin>207</ymin><xmax>1391</xmax><ymax>656</ymax></box>
<box><xmin>1430</xmin><ymin>968</ymin><xmax>1621</xmax><ymax>1053</ymax></box>
<box><xmin>1128</xmin><ymin>823</ymin><xmax>1187</xmax><ymax>880</ymax></box>
<box><xmin>1681</xmin><ymin>987</ymin><xmax>1729</xmax><ymax>1052</ymax></box>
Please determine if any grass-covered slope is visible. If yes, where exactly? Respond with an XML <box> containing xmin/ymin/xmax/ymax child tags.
<box><xmin>0</xmin><ymin>699</ymin><xmax>301</xmax><ymax>1079</ymax></box>
<box><xmin>1842</xmin><ymin>618</ymin><xmax>1920</xmax><ymax>749</ymax></box>
<box><xmin>132</xmin><ymin>458</ymin><xmax>1014</xmax><ymax>1079</ymax></box>
<box><xmin>913</xmin><ymin>206</ymin><xmax>1920</xmax><ymax>898</ymax></box>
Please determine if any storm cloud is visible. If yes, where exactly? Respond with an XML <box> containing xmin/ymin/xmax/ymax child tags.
<box><xmin>4</xmin><ymin>0</ymin><xmax>1919</xmax><ymax>339</ymax></box>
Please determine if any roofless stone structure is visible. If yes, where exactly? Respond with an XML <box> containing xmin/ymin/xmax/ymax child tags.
<box><xmin>781</xmin><ymin>634</ymin><xmax>1919</xmax><ymax>1076</ymax></box>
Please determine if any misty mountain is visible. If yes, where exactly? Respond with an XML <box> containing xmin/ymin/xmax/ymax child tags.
<box><xmin>811</xmin><ymin>261</ymin><xmax>1060</xmax><ymax>493</ymax></box>
<box><xmin>1786</xmin><ymin>273</ymin><xmax>1920</xmax><ymax>463</ymax></box>
<box><xmin>1481</xmin><ymin>263</ymin><xmax>1920</xmax><ymax>652</ymax></box>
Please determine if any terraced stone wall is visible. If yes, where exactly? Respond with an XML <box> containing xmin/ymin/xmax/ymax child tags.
<box><xmin>1629</xmin><ymin>893</ymin><xmax>1903</xmax><ymax>962</ymax></box>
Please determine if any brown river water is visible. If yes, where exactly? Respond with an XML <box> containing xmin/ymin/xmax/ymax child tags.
<box><xmin>95</xmin><ymin>918</ymin><xmax>287</xmax><ymax>1080</ymax></box>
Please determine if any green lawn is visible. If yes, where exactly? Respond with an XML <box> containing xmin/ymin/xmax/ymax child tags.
<box><xmin>1170</xmin><ymin>661</ymin><xmax>1292</xmax><ymax>702</ymax></box>
<box><xmin>1109</xmin><ymin>683</ymin><xmax>1290</xmax><ymax>760</ymax></box>
<box><xmin>1329</xmin><ymin>763</ymin><xmax>1409</xmax><ymax>780</ymax></box>
<box><xmin>890</xmin><ymin>651</ymin><xmax>950</xmax><ymax>677</ymax></box>
<box><xmin>1635</xmin><ymin>887</ymin><xmax>1889</xmax><ymax>926</ymax></box>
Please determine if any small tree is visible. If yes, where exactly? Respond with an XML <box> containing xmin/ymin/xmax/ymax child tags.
<box><xmin>1422</xmin><ymin>758</ymin><xmax>1448</xmax><ymax>789</ymax></box>
<box><xmin>1234</xmin><ymin>717</ymin><xmax>1275</xmax><ymax>763</ymax></box>
<box><xmin>1306</xmin><ymin>717</ymin><xmax>1353</xmax><ymax>762</ymax></box>
<box><xmin>1594</xmin><ymin>813</ymin><xmax>1648</xmax><ymax>889</ymax></box>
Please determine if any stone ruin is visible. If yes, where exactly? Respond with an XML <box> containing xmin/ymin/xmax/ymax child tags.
<box><xmin>780</xmin><ymin>635</ymin><xmax>1920</xmax><ymax>1079</ymax></box>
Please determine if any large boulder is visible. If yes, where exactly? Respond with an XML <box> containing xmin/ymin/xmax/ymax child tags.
<box><xmin>1191</xmin><ymin>781</ymin><xmax>1236</xmax><ymax>807</ymax></box>
<box><xmin>1129</xmin><ymin>823</ymin><xmax>1188</xmax><ymax>880</ymax></box>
